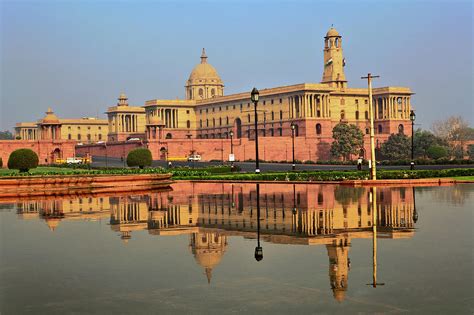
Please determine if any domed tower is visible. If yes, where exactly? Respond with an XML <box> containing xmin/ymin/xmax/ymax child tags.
<box><xmin>189</xmin><ymin>232</ymin><xmax>227</xmax><ymax>284</ymax></box>
<box><xmin>326</xmin><ymin>238</ymin><xmax>351</xmax><ymax>302</ymax></box>
<box><xmin>185</xmin><ymin>49</ymin><xmax>224</xmax><ymax>100</ymax></box>
<box><xmin>321</xmin><ymin>27</ymin><xmax>347</xmax><ymax>89</ymax></box>
<box><xmin>39</xmin><ymin>107</ymin><xmax>62</xmax><ymax>140</ymax></box>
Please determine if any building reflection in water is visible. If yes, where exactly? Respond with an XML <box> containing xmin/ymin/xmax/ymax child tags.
<box><xmin>14</xmin><ymin>182</ymin><xmax>417</xmax><ymax>301</ymax></box>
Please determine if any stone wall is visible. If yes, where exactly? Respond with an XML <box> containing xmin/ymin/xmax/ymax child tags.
<box><xmin>0</xmin><ymin>140</ymin><xmax>76</xmax><ymax>167</ymax></box>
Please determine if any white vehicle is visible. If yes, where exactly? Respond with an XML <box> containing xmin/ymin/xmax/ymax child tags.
<box><xmin>77</xmin><ymin>142</ymin><xmax>83</xmax><ymax>146</ymax></box>
<box><xmin>188</xmin><ymin>154</ymin><xmax>202</xmax><ymax>161</ymax></box>
<box><xmin>97</xmin><ymin>141</ymin><xmax>105</xmax><ymax>144</ymax></box>
<box><xmin>127</xmin><ymin>138</ymin><xmax>141</xmax><ymax>141</ymax></box>
<box><xmin>66</xmin><ymin>157</ymin><xmax>83</xmax><ymax>164</ymax></box>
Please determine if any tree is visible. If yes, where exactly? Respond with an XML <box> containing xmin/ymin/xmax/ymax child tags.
<box><xmin>426</xmin><ymin>145</ymin><xmax>448</xmax><ymax>160</ymax></box>
<box><xmin>330</xmin><ymin>123</ymin><xmax>364</xmax><ymax>161</ymax></box>
<box><xmin>468</xmin><ymin>144</ymin><xmax>474</xmax><ymax>160</ymax></box>
<box><xmin>413</xmin><ymin>129</ymin><xmax>447</xmax><ymax>158</ymax></box>
<box><xmin>380</xmin><ymin>133</ymin><xmax>411</xmax><ymax>160</ymax></box>
<box><xmin>7</xmin><ymin>149</ymin><xmax>39</xmax><ymax>172</ymax></box>
<box><xmin>0</xmin><ymin>130</ymin><xmax>14</xmax><ymax>140</ymax></box>
<box><xmin>432</xmin><ymin>116</ymin><xmax>471</xmax><ymax>158</ymax></box>
<box><xmin>127</xmin><ymin>148</ymin><xmax>152</xmax><ymax>169</ymax></box>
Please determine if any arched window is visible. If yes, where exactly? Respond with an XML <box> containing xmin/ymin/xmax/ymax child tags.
<box><xmin>280</xmin><ymin>110</ymin><xmax>283</xmax><ymax>120</ymax></box>
<box><xmin>398</xmin><ymin>124</ymin><xmax>404</xmax><ymax>134</ymax></box>
<box><xmin>166</xmin><ymin>133</ymin><xmax>172</xmax><ymax>139</ymax></box>
<box><xmin>187</xmin><ymin>120</ymin><xmax>191</xmax><ymax>128</ymax></box>
<box><xmin>219</xmin><ymin>118</ymin><xmax>222</xmax><ymax>126</ymax></box>
<box><xmin>340</xmin><ymin>110</ymin><xmax>345</xmax><ymax>120</ymax></box>
<box><xmin>293</xmin><ymin>124</ymin><xmax>299</xmax><ymax>137</ymax></box>
<box><xmin>378</xmin><ymin>124</ymin><xmax>383</xmax><ymax>134</ymax></box>
<box><xmin>365</xmin><ymin>111</ymin><xmax>369</xmax><ymax>119</ymax></box>
<box><xmin>316</xmin><ymin>123</ymin><xmax>322</xmax><ymax>135</ymax></box>
<box><xmin>199</xmin><ymin>88</ymin><xmax>203</xmax><ymax>97</ymax></box>
<box><xmin>235</xmin><ymin>118</ymin><xmax>242</xmax><ymax>138</ymax></box>
<box><xmin>355</xmin><ymin>111</ymin><xmax>359</xmax><ymax>120</ymax></box>
<box><xmin>211</xmin><ymin>88</ymin><xmax>215</xmax><ymax>96</ymax></box>
<box><xmin>226</xmin><ymin>117</ymin><xmax>229</xmax><ymax>125</ymax></box>
<box><xmin>68</xmin><ymin>134</ymin><xmax>71</xmax><ymax>140</ymax></box>
<box><xmin>98</xmin><ymin>134</ymin><xmax>102</xmax><ymax>140</ymax></box>
<box><xmin>365</xmin><ymin>128</ymin><xmax>369</xmax><ymax>134</ymax></box>
<box><xmin>335</xmin><ymin>38</ymin><xmax>339</xmax><ymax>47</ymax></box>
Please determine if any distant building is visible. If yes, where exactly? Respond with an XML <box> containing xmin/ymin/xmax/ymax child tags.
<box><xmin>15</xmin><ymin>108</ymin><xmax>108</xmax><ymax>143</ymax></box>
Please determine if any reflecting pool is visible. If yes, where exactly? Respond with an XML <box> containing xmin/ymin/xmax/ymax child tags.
<box><xmin>1</xmin><ymin>183</ymin><xmax>473</xmax><ymax>314</ymax></box>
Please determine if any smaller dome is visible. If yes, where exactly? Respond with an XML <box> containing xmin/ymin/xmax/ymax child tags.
<box><xmin>326</xmin><ymin>27</ymin><xmax>340</xmax><ymax>37</ymax></box>
<box><xmin>148</xmin><ymin>115</ymin><xmax>165</xmax><ymax>126</ymax></box>
<box><xmin>117</xmin><ymin>93</ymin><xmax>129</xmax><ymax>106</ymax></box>
<box><xmin>45</xmin><ymin>218</ymin><xmax>60</xmax><ymax>231</ymax></box>
<box><xmin>41</xmin><ymin>107</ymin><xmax>60</xmax><ymax>124</ymax></box>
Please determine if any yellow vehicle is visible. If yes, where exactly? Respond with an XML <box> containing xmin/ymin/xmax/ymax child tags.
<box><xmin>167</xmin><ymin>156</ymin><xmax>187</xmax><ymax>161</ymax></box>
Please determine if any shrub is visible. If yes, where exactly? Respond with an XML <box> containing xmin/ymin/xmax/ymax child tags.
<box><xmin>7</xmin><ymin>149</ymin><xmax>39</xmax><ymax>172</ymax></box>
<box><xmin>126</xmin><ymin>148</ymin><xmax>152</xmax><ymax>169</ymax></box>
<box><xmin>427</xmin><ymin>145</ymin><xmax>448</xmax><ymax>160</ymax></box>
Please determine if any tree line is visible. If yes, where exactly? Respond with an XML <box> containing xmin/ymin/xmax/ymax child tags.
<box><xmin>330</xmin><ymin>116</ymin><xmax>474</xmax><ymax>161</ymax></box>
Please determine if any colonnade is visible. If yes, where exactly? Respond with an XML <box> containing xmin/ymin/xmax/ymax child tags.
<box><xmin>112</xmin><ymin>114</ymin><xmax>140</xmax><ymax>133</ymax></box>
<box><xmin>149</xmin><ymin>108</ymin><xmax>179</xmax><ymax>128</ymax></box>
<box><xmin>375</xmin><ymin>96</ymin><xmax>411</xmax><ymax>120</ymax></box>
<box><xmin>289</xmin><ymin>94</ymin><xmax>330</xmax><ymax>119</ymax></box>
<box><xmin>19</xmin><ymin>128</ymin><xmax>38</xmax><ymax>140</ymax></box>
<box><xmin>40</xmin><ymin>125</ymin><xmax>62</xmax><ymax>140</ymax></box>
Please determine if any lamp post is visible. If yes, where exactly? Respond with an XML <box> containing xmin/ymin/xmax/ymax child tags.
<box><xmin>229</xmin><ymin>130</ymin><xmax>234</xmax><ymax>172</ymax></box>
<box><xmin>251</xmin><ymin>87</ymin><xmax>260</xmax><ymax>174</ymax></box>
<box><xmin>412</xmin><ymin>186</ymin><xmax>418</xmax><ymax>224</ymax></box>
<box><xmin>291</xmin><ymin>123</ymin><xmax>296</xmax><ymax>171</ymax></box>
<box><xmin>410</xmin><ymin>110</ymin><xmax>416</xmax><ymax>170</ymax></box>
<box><xmin>254</xmin><ymin>183</ymin><xmax>263</xmax><ymax>261</ymax></box>
<box><xmin>361</xmin><ymin>73</ymin><xmax>380</xmax><ymax>180</ymax></box>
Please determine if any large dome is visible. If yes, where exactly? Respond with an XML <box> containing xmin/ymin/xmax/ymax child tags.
<box><xmin>187</xmin><ymin>48</ymin><xmax>223</xmax><ymax>85</ymax></box>
<box><xmin>326</xmin><ymin>27</ymin><xmax>340</xmax><ymax>37</ymax></box>
<box><xmin>41</xmin><ymin>107</ymin><xmax>60</xmax><ymax>124</ymax></box>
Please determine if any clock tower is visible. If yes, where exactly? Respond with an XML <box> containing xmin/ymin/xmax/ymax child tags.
<box><xmin>321</xmin><ymin>27</ymin><xmax>347</xmax><ymax>89</ymax></box>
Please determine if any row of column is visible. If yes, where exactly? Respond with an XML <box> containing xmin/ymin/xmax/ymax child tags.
<box><xmin>40</xmin><ymin>125</ymin><xmax>61</xmax><ymax>140</ymax></box>
<box><xmin>289</xmin><ymin>94</ymin><xmax>330</xmax><ymax>119</ymax></box>
<box><xmin>375</xmin><ymin>96</ymin><xmax>411</xmax><ymax>120</ymax></box>
<box><xmin>113</xmin><ymin>114</ymin><xmax>139</xmax><ymax>133</ymax></box>
<box><xmin>20</xmin><ymin>128</ymin><xmax>37</xmax><ymax>140</ymax></box>
<box><xmin>153</xmin><ymin>108</ymin><xmax>178</xmax><ymax>128</ymax></box>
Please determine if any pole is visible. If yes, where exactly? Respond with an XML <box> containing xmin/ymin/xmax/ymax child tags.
<box><xmin>230</xmin><ymin>134</ymin><xmax>234</xmax><ymax>171</ymax></box>
<box><xmin>411</xmin><ymin>120</ymin><xmax>415</xmax><ymax>170</ymax></box>
<box><xmin>367</xmin><ymin>186</ymin><xmax>384</xmax><ymax>287</ymax></box>
<box><xmin>361</xmin><ymin>73</ymin><xmax>379</xmax><ymax>180</ymax></box>
<box><xmin>254</xmin><ymin>101</ymin><xmax>260</xmax><ymax>174</ymax></box>
<box><xmin>292</xmin><ymin>127</ymin><xmax>296</xmax><ymax>171</ymax></box>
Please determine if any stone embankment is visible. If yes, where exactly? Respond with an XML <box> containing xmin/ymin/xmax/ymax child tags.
<box><xmin>0</xmin><ymin>173</ymin><xmax>172</xmax><ymax>198</ymax></box>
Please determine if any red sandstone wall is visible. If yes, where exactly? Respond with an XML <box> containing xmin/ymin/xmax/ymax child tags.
<box><xmin>0</xmin><ymin>140</ymin><xmax>76</xmax><ymax>168</ymax></box>
<box><xmin>75</xmin><ymin>142</ymin><xmax>144</xmax><ymax>159</ymax></box>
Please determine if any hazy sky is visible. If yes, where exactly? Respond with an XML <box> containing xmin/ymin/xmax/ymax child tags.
<box><xmin>1</xmin><ymin>0</ymin><xmax>472</xmax><ymax>131</ymax></box>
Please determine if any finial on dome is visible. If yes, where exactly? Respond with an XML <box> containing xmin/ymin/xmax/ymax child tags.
<box><xmin>46</xmin><ymin>107</ymin><xmax>53</xmax><ymax>114</ymax></box>
<box><xmin>117</xmin><ymin>92</ymin><xmax>129</xmax><ymax>106</ymax></box>
<box><xmin>205</xmin><ymin>267</ymin><xmax>212</xmax><ymax>284</ymax></box>
<box><xmin>201</xmin><ymin>48</ymin><xmax>208</xmax><ymax>64</ymax></box>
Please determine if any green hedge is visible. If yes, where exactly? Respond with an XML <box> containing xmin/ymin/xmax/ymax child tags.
<box><xmin>127</xmin><ymin>148</ymin><xmax>152</xmax><ymax>169</ymax></box>
<box><xmin>7</xmin><ymin>149</ymin><xmax>39</xmax><ymax>172</ymax></box>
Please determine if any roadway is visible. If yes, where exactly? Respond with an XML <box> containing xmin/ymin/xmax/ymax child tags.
<box><xmin>90</xmin><ymin>156</ymin><xmax>472</xmax><ymax>172</ymax></box>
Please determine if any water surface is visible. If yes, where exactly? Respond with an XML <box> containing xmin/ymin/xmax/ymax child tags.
<box><xmin>1</xmin><ymin>182</ymin><xmax>472</xmax><ymax>314</ymax></box>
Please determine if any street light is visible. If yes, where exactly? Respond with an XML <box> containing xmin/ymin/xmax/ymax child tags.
<box><xmin>254</xmin><ymin>183</ymin><xmax>263</xmax><ymax>261</ymax></box>
<box><xmin>410</xmin><ymin>110</ymin><xmax>416</xmax><ymax>170</ymax></box>
<box><xmin>229</xmin><ymin>130</ymin><xmax>234</xmax><ymax>172</ymax></box>
<box><xmin>291</xmin><ymin>123</ymin><xmax>296</xmax><ymax>171</ymax></box>
<box><xmin>251</xmin><ymin>87</ymin><xmax>260</xmax><ymax>174</ymax></box>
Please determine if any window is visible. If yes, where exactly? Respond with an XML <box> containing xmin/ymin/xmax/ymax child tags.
<box><xmin>68</xmin><ymin>134</ymin><xmax>72</xmax><ymax>140</ymax></box>
<box><xmin>226</xmin><ymin>117</ymin><xmax>229</xmax><ymax>125</ymax></box>
<box><xmin>263</xmin><ymin>101</ymin><xmax>266</xmax><ymax>105</ymax></box>
<box><xmin>206</xmin><ymin>108</ymin><xmax>208</xmax><ymax>113</ymax></box>
<box><xmin>98</xmin><ymin>134</ymin><xmax>102</xmax><ymax>140</ymax></box>
<box><xmin>77</xmin><ymin>134</ymin><xmax>81</xmax><ymax>140</ymax></box>
<box><xmin>378</xmin><ymin>124</ymin><xmax>383</xmax><ymax>134</ymax></box>
<box><xmin>365</xmin><ymin>111</ymin><xmax>369</xmax><ymax>119</ymax></box>
<box><xmin>166</xmin><ymin>133</ymin><xmax>172</xmax><ymax>139</ymax></box>
<box><xmin>199</xmin><ymin>88</ymin><xmax>203</xmax><ymax>96</ymax></box>
<box><xmin>248</xmin><ymin>114</ymin><xmax>251</xmax><ymax>122</ymax></box>
<box><xmin>279</xmin><ymin>98</ymin><xmax>282</xmax><ymax>103</ymax></box>
<box><xmin>271</xmin><ymin>99</ymin><xmax>274</xmax><ymax>105</ymax></box>
<box><xmin>212</xmin><ymin>108</ymin><xmax>215</xmax><ymax>112</ymax></box>
<box><xmin>186</xmin><ymin>110</ymin><xmax>190</xmax><ymax>114</ymax></box>
<box><xmin>365</xmin><ymin>100</ymin><xmax>368</xmax><ymax>104</ymax></box>
<box><xmin>271</xmin><ymin>111</ymin><xmax>275</xmax><ymax>120</ymax></box>
<box><xmin>316</xmin><ymin>124</ymin><xmax>322</xmax><ymax>135</ymax></box>
<box><xmin>278</xmin><ymin>128</ymin><xmax>283</xmax><ymax>136</ymax></box>
<box><xmin>279</xmin><ymin>110</ymin><xmax>283</xmax><ymax>120</ymax></box>
<box><xmin>200</xmin><ymin>120</ymin><xmax>202</xmax><ymax>128</ymax></box>
<box><xmin>219</xmin><ymin>118</ymin><xmax>222</xmax><ymax>126</ymax></box>
<box><xmin>213</xmin><ymin>118</ymin><xmax>215</xmax><ymax>127</ymax></box>
<box><xmin>398</xmin><ymin>124</ymin><xmax>404</xmax><ymax>134</ymax></box>
<box><xmin>187</xmin><ymin>120</ymin><xmax>191</xmax><ymax>128</ymax></box>
<box><xmin>87</xmin><ymin>134</ymin><xmax>91</xmax><ymax>140</ymax></box>
<box><xmin>365</xmin><ymin>128</ymin><xmax>369</xmax><ymax>134</ymax></box>
<box><xmin>270</xmin><ymin>128</ymin><xmax>274</xmax><ymax>136</ymax></box>
<box><xmin>211</xmin><ymin>89</ymin><xmax>215</xmax><ymax>96</ymax></box>
<box><xmin>355</xmin><ymin>111</ymin><xmax>359</xmax><ymax>120</ymax></box>
<box><xmin>206</xmin><ymin>119</ymin><xmax>209</xmax><ymax>127</ymax></box>
<box><xmin>340</xmin><ymin>110</ymin><xmax>345</xmax><ymax>120</ymax></box>
<box><xmin>340</xmin><ymin>98</ymin><xmax>345</xmax><ymax>105</ymax></box>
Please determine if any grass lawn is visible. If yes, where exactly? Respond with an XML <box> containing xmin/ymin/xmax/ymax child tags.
<box><xmin>452</xmin><ymin>176</ymin><xmax>474</xmax><ymax>181</ymax></box>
